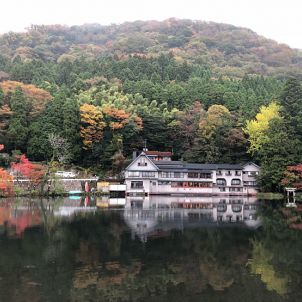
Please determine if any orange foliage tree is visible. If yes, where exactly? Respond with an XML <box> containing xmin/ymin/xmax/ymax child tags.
<box><xmin>0</xmin><ymin>81</ymin><xmax>52</xmax><ymax>117</ymax></box>
<box><xmin>0</xmin><ymin>168</ymin><xmax>14</xmax><ymax>196</ymax></box>
<box><xmin>0</xmin><ymin>144</ymin><xmax>14</xmax><ymax>196</ymax></box>
<box><xmin>102</xmin><ymin>105</ymin><xmax>131</xmax><ymax>130</ymax></box>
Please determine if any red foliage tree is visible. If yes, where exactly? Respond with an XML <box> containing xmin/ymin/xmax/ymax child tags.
<box><xmin>11</xmin><ymin>154</ymin><xmax>45</xmax><ymax>191</ymax></box>
<box><xmin>281</xmin><ymin>164</ymin><xmax>302</xmax><ymax>189</ymax></box>
<box><xmin>11</xmin><ymin>154</ymin><xmax>33</xmax><ymax>178</ymax></box>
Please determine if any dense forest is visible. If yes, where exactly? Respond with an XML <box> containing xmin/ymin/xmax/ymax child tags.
<box><xmin>0</xmin><ymin>19</ymin><xmax>302</xmax><ymax>191</ymax></box>
<box><xmin>1</xmin><ymin>19</ymin><xmax>302</xmax><ymax>78</ymax></box>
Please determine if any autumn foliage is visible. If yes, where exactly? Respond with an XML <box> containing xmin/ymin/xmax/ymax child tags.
<box><xmin>80</xmin><ymin>104</ymin><xmax>106</xmax><ymax>149</ymax></box>
<box><xmin>281</xmin><ymin>164</ymin><xmax>302</xmax><ymax>189</ymax></box>
<box><xmin>0</xmin><ymin>144</ymin><xmax>13</xmax><ymax>196</ymax></box>
<box><xmin>11</xmin><ymin>154</ymin><xmax>45</xmax><ymax>187</ymax></box>
<box><xmin>0</xmin><ymin>81</ymin><xmax>52</xmax><ymax>116</ymax></box>
<box><xmin>0</xmin><ymin>168</ymin><xmax>14</xmax><ymax>196</ymax></box>
<box><xmin>103</xmin><ymin>106</ymin><xmax>131</xmax><ymax>130</ymax></box>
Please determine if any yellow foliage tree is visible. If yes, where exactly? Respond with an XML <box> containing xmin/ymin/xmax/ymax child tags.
<box><xmin>244</xmin><ymin>102</ymin><xmax>281</xmax><ymax>154</ymax></box>
<box><xmin>80</xmin><ymin>104</ymin><xmax>106</xmax><ymax>149</ymax></box>
<box><xmin>199</xmin><ymin>104</ymin><xmax>231</xmax><ymax>138</ymax></box>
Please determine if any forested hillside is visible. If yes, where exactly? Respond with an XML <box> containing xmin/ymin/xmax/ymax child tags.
<box><xmin>0</xmin><ymin>19</ymin><xmax>302</xmax><ymax>191</ymax></box>
<box><xmin>0</xmin><ymin>19</ymin><xmax>302</xmax><ymax>78</ymax></box>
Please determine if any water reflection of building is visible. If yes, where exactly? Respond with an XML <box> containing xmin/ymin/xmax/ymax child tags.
<box><xmin>96</xmin><ymin>196</ymin><xmax>126</xmax><ymax>208</ymax></box>
<box><xmin>53</xmin><ymin>197</ymin><xmax>97</xmax><ymax>217</ymax></box>
<box><xmin>123</xmin><ymin>196</ymin><xmax>261</xmax><ymax>242</ymax></box>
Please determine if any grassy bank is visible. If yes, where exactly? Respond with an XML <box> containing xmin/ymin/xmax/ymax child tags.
<box><xmin>0</xmin><ymin>189</ymin><xmax>109</xmax><ymax>198</ymax></box>
<box><xmin>256</xmin><ymin>192</ymin><xmax>284</xmax><ymax>200</ymax></box>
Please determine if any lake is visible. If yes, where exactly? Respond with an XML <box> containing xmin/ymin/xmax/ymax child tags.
<box><xmin>0</xmin><ymin>195</ymin><xmax>301</xmax><ymax>302</ymax></box>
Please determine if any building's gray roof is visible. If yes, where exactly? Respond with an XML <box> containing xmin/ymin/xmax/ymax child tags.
<box><xmin>153</xmin><ymin>160</ymin><xmax>243</xmax><ymax>171</ymax></box>
<box><xmin>216</xmin><ymin>164</ymin><xmax>243</xmax><ymax>170</ymax></box>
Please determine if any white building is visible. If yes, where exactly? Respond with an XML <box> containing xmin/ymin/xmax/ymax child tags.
<box><xmin>125</xmin><ymin>152</ymin><xmax>260</xmax><ymax>196</ymax></box>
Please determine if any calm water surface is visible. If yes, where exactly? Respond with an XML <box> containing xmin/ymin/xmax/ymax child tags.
<box><xmin>0</xmin><ymin>196</ymin><xmax>301</xmax><ymax>302</ymax></box>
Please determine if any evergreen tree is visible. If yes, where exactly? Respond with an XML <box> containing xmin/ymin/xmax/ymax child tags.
<box><xmin>279</xmin><ymin>78</ymin><xmax>302</xmax><ymax>138</ymax></box>
<box><xmin>63</xmin><ymin>97</ymin><xmax>81</xmax><ymax>161</ymax></box>
<box><xmin>7</xmin><ymin>87</ymin><xmax>30</xmax><ymax>150</ymax></box>
<box><xmin>0</xmin><ymin>87</ymin><xmax>4</xmax><ymax>106</ymax></box>
<box><xmin>257</xmin><ymin>118</ymin><xmax>302</xmax><ymax>191</ymax></box>
<box><xmin>27</xmin><ymin>91</ymin><xmax>65</xmax><ymax>160</ymax></box>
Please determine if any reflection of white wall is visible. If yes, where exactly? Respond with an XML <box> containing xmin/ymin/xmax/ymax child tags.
<box><xmin>54</xmin><ymin>206</ymin><xmax>96</xmax><ymax>217</ymax></box>
<box><xmin>109</xmin><ymin>198</ymin><xmax>126</xmax><ymax>206</ymax></box>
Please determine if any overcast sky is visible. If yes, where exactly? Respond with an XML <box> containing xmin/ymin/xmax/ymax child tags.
<box><xmin>1</xmin><ymin>0</ymin><xmax>301</xmax><ymax>48</ymax></box>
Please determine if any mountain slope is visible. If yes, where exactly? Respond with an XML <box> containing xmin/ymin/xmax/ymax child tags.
<box><xmin>0</xmin><ymin>18</ymin><xmax>301</xmax><ymax>78</ymax></box>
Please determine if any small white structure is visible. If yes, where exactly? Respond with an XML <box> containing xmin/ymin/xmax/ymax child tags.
<box><xmin>124</xmin><ymin>153</ymin><xmax>260</xmax><ymax>196</ymax></box>
<box><xmin>285</xmin><ymin>187</ymin><xmax>297</xmax><ymax>208</ymax></box>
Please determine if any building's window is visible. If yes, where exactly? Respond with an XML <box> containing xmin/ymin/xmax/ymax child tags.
<box><xmin>200</xmin><ymin>173</ymin><xmax>212</xmax><ymax>179</ymax></box>
<box><xmin>188</xmin><ymin>172</ymin><xmax>199</xmax><ymax>178</ymax></box>
<box><xmin>138</xmin><ymin>158</ymin><xmax>147</xmax><ymax>166</ymax></box>
<box><xmin>199</xmin><ymin>182</ymin><xmax>212</xmax><ymax>187</ymax></box>
<box><xmin>229</xmin><ymin>187</ymin><xmax>243</xmax><ymax>192</ymax></box>
<box><xmin>131</xmin><ymin>181</ymin><xmax>144</xmax><ymax>189</ymax></box>
<box><xmin>142</xmin><ymin>171</ymin><xmax>155</xmax><ymax>177</ymax></box>
<box><xmin>226</xmin><ymin>171</ymin><xmax>232</xmax><ymax>176</ymax></box>
<box><xmin>235</xmin><ymin>171</ymin><xmax>241</xmax><ymax>176</ymax></box>
<box><xmin>130</xmin><ymin>200</ymin><xmax>143</xmax><ymax>208</ymax></box>
<box><xmin>248</xmin><ymin>171</ymin><xmax>258</xmax><ymax>177</ymax></box>
<box><xmin>232</xmin><ymin>205</ymin><xmax>242</xmax><ymax>212</ymax></box>
<box><xmin>174</xmin><ymin>172</ymin><xmax>184</xmax><ymax>178</ymax></box>
<box><xmin>216</xmin><ymin>170</ymin><xmax>222</xmax><ymax>176</ymax></box>
<box><xmin>219</xmin><ymin>187</ymin><xmax>226</xmax><ymax>192</ymax></box>
<box><xmin>216</xmin><ymin>178</ymin><xmax>226</xmax><ymax>186</ymax></box>
<box><xmin>128</xmin><ymin>171</ymin><xmax>140</xmax><ymax>177</ymax></box>
<box><xmin>188</xmin><ymin>182</ymin><xmax>211</xmax><ymax>188</ymax></box>
<box><xmin>160</xmin><ymin>172</ymin><xmax>184</xmax><ymax>178</ymax></box>
<box><xmin>158</xmin><ymin>181</ymin><xmax>171</xmax><ymax>185</ymax></box>
<box><xmin>227</xmin><ymin>215</ymin><xmax>233</xmax><ymax>222</ymax></box>
<box><xmin>236</xmin><ymin>215</ymin><xmax>242</xmax><ymax>221</ymax></box>
<box><xmin>231</xmin><ymin>179</ymin><xmax>241</xmax><ymax>185</ymax></box>
<box><xmin>171</xmin><ymin>182</ymin><xmax>183</xmax><ymax>187</ymax></box>
<box><xmin>152</xmin><ymin>182</ymin><xmax>157</xmax><ymax>186</ymax></box>
<box><xmin>231</xmin><ymin>199</ymin><xmax>242</xmax><ymax>204</ymax></box>
<box><xmin>243</xmin><ymin>181</ymin><xmax>257</xmax><ymax>187</ymax></box>
<box><xmin>160</xmin><ymin>172</ymin><xmax>173</xmax><ymax>178</ymax></box>
<box><xmin>217</xmin><ymin>204</ymin><xmax>227</xmax><ymax>212</ymax></box>
<box><xmin>170</xmin><ymin>181</ymin><xmax>211</xmax><ymax>188</ymax></box>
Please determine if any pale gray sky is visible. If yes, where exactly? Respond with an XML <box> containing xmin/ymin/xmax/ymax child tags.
<box><xmin>1</xmin><ymin>0</ymin><xmax>301</xmax><ymax>48</ymax></box>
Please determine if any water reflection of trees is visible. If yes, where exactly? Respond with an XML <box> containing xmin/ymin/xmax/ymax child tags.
<box><xmin>1</xmin><ymin>201</ymin><xmax>302</xmax><ymax>301</ymax></box>
<box><xmin>249</xmin><ymin>203</ymin><xmax>302</xmax><ymax>301</ymax></box>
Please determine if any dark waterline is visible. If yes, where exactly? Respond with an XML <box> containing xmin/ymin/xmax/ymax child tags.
<box><xmin>0</xmin><ymin>196</ymin><xmax>301</xmax><ymax>302</ymax></box>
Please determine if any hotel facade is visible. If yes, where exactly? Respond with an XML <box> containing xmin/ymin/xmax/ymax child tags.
<box><xmin>125</xmin><ymin>152</ymin><xmax>260</xmax><ymax>196</ymax></box>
